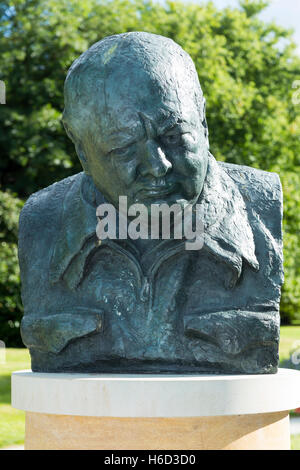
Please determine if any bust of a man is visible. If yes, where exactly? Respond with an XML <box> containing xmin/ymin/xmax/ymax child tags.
<box><xmin>19</xmin><ymin>32</ymin><xmax>283</xmax><ymax>374</ymax></box>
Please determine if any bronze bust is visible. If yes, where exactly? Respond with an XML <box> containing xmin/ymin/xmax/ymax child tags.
<box><xmin>18</xmin><ymin>32</ymin><xmax>283</xmax><ymax>373</ymax></box>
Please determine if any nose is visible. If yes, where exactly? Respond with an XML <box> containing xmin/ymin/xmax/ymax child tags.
<box><xmin>139</xmin><ymin>139</ymin><xmax>172</xmax><ymax>178</ymax></box>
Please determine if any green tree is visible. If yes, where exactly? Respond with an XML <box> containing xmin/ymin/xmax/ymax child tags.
<box><xmin>0</xmin><ymin>190</ymin><xmax>23</xmax><ymax>346</ymax></box>
<box><xmin>0</xmin><ymin>0</ymin><xmax>300</xmax><ymax>344</ymax></box>
<box><xmin>239</xmin><ymin>0</ymin><xmax>269</xmax><ymax>17</ymax></box>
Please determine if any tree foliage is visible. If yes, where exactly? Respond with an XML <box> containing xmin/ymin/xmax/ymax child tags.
<box><xmin>0</xmin><ymin>0</ymin><xmax>300</xmax><ymax>344</ymax></box>
<box><xmin>0</xmin><ymin>189</ymin><xmax>23</xmax><ymax>346</ymax></box>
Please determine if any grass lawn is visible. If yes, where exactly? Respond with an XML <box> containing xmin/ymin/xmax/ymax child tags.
<box><xmin>0</xmin><ymin>348</ymin><xmax>30</xmax><ymax>448</ymax></box>
<box><xmin>291</xmin><ymin>434</ymin><xmax>300</xmax><ymax>451</ymax></box>
<box><xmin>0</xmin><ymin>326</ymin><xmax>299</xmax><ymax>449</ymax></box>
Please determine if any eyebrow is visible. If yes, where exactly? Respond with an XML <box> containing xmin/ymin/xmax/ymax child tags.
<box><xmin>156</xmin><ymin>116</ymin><xmax>193</xmax><ymax>135</ymax></box>
<box><xmin>107</xmin><ymin>128</ymin><xmax>138</xmax><ymax>140</ymax></box>
<box><xmin>105</xmin><ymin>128</ymin><xmax>142</xmax><ymax>151</ymax></box>
<box><xmin>105</xmin><ymin>114</ymin><xmax>195</xmax><ymax>152</ymax></box>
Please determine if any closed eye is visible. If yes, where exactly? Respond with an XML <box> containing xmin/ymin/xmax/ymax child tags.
<box><xmin>109</xmin><ymin>145</ymin><xmax>131</xmax><ymax>158</ymax></box>
<box><xmin>160</xmin><ymin>133</ymin><xmax>183</xmax><ymax>146</ymax></box>
<box><xmin>160</xmin><ymin>131</ymin><xmax>191</xmax><ymax>146</ymax></box>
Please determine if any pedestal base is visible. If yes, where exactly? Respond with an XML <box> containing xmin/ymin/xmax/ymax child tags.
<box><xmin>12</xmin><ymin>369</ymin><xmax>300</xmax><ymax>450</ymax></box>
<box><xmin>25</xmin><ymin>411</ymin><xmax>290</xmax><ymax>450</ymax></box>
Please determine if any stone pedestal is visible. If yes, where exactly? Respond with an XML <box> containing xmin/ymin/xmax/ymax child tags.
<box><xmin>12</xmin><ymin>369</ymin><xmax>300</xmax><ymax>450</ymax></box>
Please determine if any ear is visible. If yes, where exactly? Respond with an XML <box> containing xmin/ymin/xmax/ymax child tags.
<box><xmin>201</xmin><ymin>98</ymin><xmax>209</xmax><ymax>148</ymax></box>
<box><xmin>62</xmin><ymin>120</ymin><xmax>90</xmax><ymax>175</ymax></box>
<box><xmin>75</xmin><ymin>142</ymin><xmax>90</xmax><ymax>175</ymax></box>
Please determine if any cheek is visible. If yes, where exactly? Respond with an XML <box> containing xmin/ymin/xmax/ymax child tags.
<box><xmin>114</xmin><ymin>158</ymin><xmax>137</xmax><ymax>187</ymax></box>
<box><xmin>168</xmin><ymin>129</ymin><xmax>208</xmax><ymax>174</ymax></box>
<box><xmin>170</xmin><ymin>147</ymin><xmax>207</xmax><ymax>177</ymax></box>
<box><xmin>169</xmin><ymin>146</ymin><xmax>208</xmax><ymax>200</ymax></box>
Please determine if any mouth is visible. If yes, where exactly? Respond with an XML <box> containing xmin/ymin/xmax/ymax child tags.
<box><xmin>134</xmin><ymin>180</ymin><xmax>178</xmax><ymax>201</ymax></box>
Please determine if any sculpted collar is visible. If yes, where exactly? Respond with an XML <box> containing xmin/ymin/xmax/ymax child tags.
<box><xmin>50</xmin><ymin>153</ymin><xmax>259</xmax><ymax>290</ymax></box>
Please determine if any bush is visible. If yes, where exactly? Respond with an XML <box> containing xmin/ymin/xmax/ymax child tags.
<box><xmin>0</xmin><ymin>190</ymin><xmax>24</xmax><ymax>346</ymax></box>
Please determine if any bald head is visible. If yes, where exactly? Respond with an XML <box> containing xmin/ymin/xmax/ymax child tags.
<box><xmin>62</xmin><ymin>32</ymin><xmax>206</xmax><ymax>145</ymax></box>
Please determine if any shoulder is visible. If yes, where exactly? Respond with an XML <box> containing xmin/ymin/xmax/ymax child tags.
<box><xmin>218</xmin><ymin>161</ymin><xmax>282</xmax><ymax>206</ymax></box>
<box><xmin>18</xmin><ymin>172</ymin><xmax>84</xmax><ymax>265</ymax></box>
<box><xmin>219</xmin><ymin>159</ymin><xmax>281</xmax><ymax>191</ymax></box>
<box><xmin>20</xmin><ymin>173</ymin><xmax>84</xmax><ymax>220</ymax></box>
<box><xmin>19</xmin><ymin>173</ymin><xmax>84</xmax><ymax>233</ymax></box>
<box><xmin>218</xmin><ymin>161</ymin><xmax>282</xmax><ymax>240</ymax></box>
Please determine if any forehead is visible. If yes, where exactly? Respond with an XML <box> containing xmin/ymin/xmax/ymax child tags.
<box><xmin>93</xmin><ymin>67</ymin><xmax>201</xmax><ymax>144</ymax></box>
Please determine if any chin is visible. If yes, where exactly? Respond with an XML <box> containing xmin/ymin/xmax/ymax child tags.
<box><xmin>139</xmin><ymin>194</ymin><xmax>180</xmax><ymax>207</ymax></box>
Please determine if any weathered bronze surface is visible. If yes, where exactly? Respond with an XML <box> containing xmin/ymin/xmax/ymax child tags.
<box><xmin>18</xmin><ymin>33</ymin><xmax>283</xmax><ymax>373</ymax></box>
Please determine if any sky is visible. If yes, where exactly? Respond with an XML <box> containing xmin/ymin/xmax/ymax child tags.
<box><xmin>211</xmin><ymin>0</ymin><xmax>300</xmax><ymax>52</ymax></box>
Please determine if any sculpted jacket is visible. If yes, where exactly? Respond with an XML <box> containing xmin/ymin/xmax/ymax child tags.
<box><xmin>18</xmin><ymin>154</ymin><xmax>283</xmax><ymax>373</ymax></box>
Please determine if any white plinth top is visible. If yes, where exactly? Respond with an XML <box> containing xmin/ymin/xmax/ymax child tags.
<box><xmin>12</xmin><ymin>368</ymin><xmax>300</xmax><ymax>418</ymax></box>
